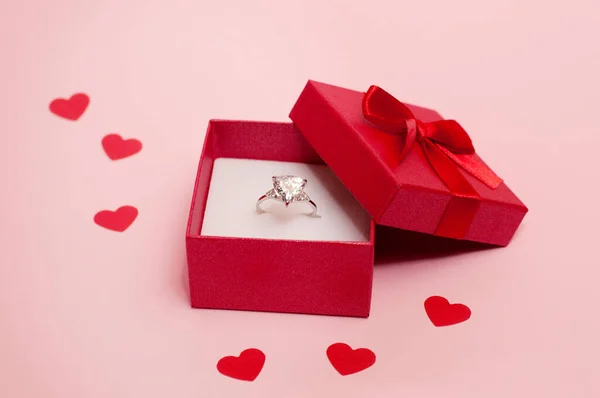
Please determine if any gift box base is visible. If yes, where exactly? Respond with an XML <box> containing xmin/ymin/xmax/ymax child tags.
<box><xmin>185</xmin><ymin>120</ymin><xmax>375</xmax><ymax>317</ymax></box>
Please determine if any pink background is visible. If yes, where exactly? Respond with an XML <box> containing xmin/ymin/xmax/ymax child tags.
<box><xmin>1</xmin><ymin>0</ymin><xmax>599</xmax><ymax>397</ymax></box>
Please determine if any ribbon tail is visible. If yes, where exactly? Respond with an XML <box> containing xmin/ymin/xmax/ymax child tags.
<box><xmin>420</xmin><ymin>139</ymin><xmax>481</xmax><ymax>240</ymax></box>
<box><xmin>437</xmin><ymin>146</ymin><xmax>503</xmax><ymax>189</ymax></box>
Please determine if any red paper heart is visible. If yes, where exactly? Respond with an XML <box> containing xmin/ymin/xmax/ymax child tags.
<box><xmin>94</xmin><ymin>206</ymin><xmax>138</xmax><ymax>232</ymax></box>
<box><xmin>424</xmin><ymin>296</ymin><xmax>471</xmax><ymax>327</ymax></box>
<box><xmin>217</xmin><ymin>348</ymin><xmax>265</xmax><ymax>382</ymax></box>
<box><xmin>326</xmin><ymin>343</ymin><xmax>376</xmax><ymax>376</ymax></box>
<box><xmin>102</xmin><ymin>134</ymin><xmax>142</xmax><ymax>160</ymax></box>
<box><xmin>49</xmin><ymin>93</ymin><xmax>89</xmax><ymax>121</ymax></box>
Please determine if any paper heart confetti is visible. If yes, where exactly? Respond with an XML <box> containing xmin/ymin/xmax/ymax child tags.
<box><xmin>326</xmin><ymin>343</ymin><xmax>376</xmax><ymax>376</ymax></box>
<box><xmin>217</xmin><ymin>348</ymin><xmax>266</xmax><ymax>382</ymax></box>
<box><xmin>102</xmin><ymin>134</ymin><xmax>143</xmax><ymax>160</ymax></box>
<box><xmin>94</xmin><ymin>206</ymin><xmax>138</xmax><ymax>232</ymax></box>
<box><xmin>424</xmin><ymin>295</ymin><xmax>471</xmax><ymax>327</ymax></box>
<box><xmin>49</xmin><ymin>93</ymin><xmax>90</xmax><ymax>121</ymax></box>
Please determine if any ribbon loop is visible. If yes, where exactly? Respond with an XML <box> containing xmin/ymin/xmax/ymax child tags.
<box><xmin>363</xmin><ymin>85</ymin><xmax>414</xmax><ymax>134</ymax></box>
<box><xmin>424</xmin><ymin>120</ymin><xmax>474</xmax><ymax>154</ymax></box>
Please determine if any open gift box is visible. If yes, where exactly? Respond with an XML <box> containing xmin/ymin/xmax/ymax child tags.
<box><xmin>185</xmin><ymin>120</ymin><xmax>375</xmax><ymax>317</ymax></box>
<box><xmin>186</xmin><ymin>81</ymin><xmax>528</xmax><ymax>317</ymax></box>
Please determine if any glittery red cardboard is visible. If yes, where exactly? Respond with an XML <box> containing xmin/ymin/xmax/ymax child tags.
<box><xmin>186</xmin><ymin>120</ymin><xmax>375</xmax><ymax>317</ymax></box>
<box><xmin>289</xmin><ymin>81</ymin><xmax>528</xmax><ymax>246</ymax></box>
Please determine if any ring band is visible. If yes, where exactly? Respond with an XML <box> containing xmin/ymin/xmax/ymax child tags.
<box><xmin>256</xmin><ymin>175</ymin><xmax>318</xmax><ymax>217</ymax></box>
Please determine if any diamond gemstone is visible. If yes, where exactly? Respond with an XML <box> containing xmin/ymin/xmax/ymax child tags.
<box><xmin>272</xmin><ymin>175</ymin><xmax>306</xmax><ymax>204</ymax></box>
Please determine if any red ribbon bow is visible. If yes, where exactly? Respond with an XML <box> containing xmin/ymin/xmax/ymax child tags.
<box><xmin>362</xmin><ymin>85</ymin><xmax>503</xmax><ymax>239</ymax></box>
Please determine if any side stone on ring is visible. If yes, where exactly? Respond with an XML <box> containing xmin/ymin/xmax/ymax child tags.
<box><xmin>256</xmin><ymin>175</ymin><xmax>319</xmax><ymax>217</ymax></box>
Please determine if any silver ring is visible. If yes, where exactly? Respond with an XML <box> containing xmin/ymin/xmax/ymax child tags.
<box><xmin>256</xmin><ymin>175</ymin><xmax>319</xmax><ymax>217</ymax></box>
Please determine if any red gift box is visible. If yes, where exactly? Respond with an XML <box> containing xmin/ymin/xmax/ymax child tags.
<box><xmin>185</xmin><ymin>120</ymin><xmax>375</xmax><ymax>317</ymax></box>
<box><xmin>186</xmin><ymin>81</ymin><xmax>528</xmax><ymax>318</ymax></box>
<box><xmin>289</xmin><ymin>81</ymin><xmax>528</xmax><ymax>246</ymax></box>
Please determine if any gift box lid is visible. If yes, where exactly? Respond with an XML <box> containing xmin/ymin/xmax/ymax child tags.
<box><xmin>289</xmin><ymin>80</ymin><xmax>528</xmax><ymax>246</ymax></box>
